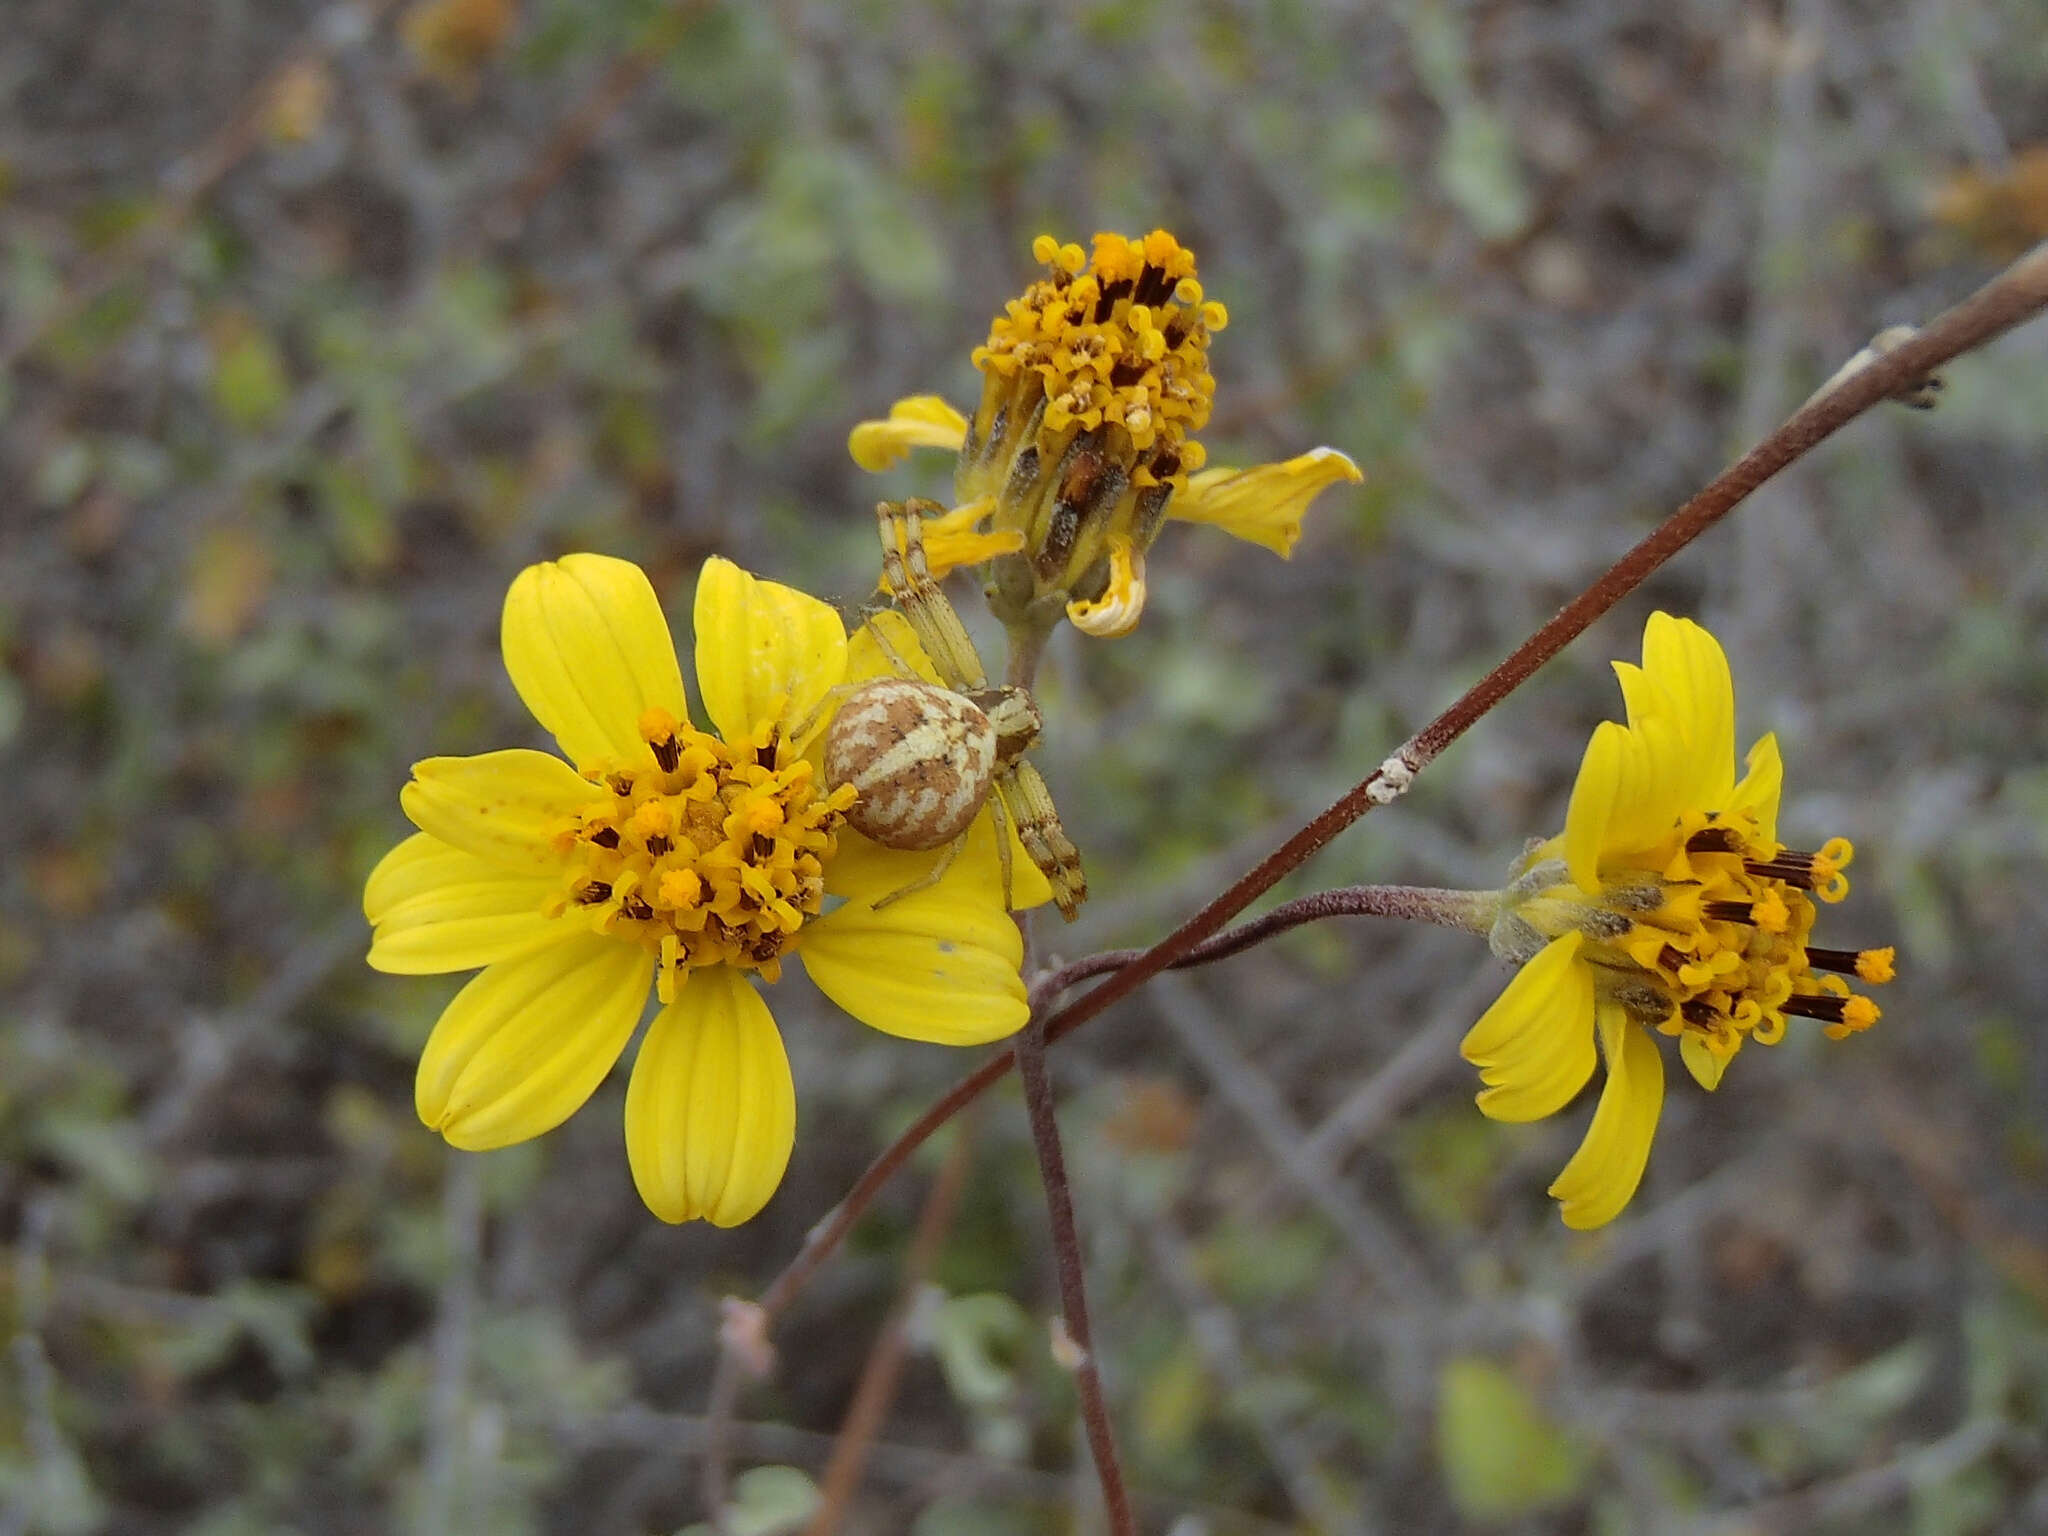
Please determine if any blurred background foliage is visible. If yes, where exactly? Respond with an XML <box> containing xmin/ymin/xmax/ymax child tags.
<box><xmin>3</xmin><ymin>0</ymin><xmax>2048</xmax><ymax>1531</ymax></box>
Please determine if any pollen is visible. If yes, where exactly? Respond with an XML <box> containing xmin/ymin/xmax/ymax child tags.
<box><xmin>1564</xmin><ymin>806</ymin><xmax>1892</xmax><ymax>1069</ymax></box>
<box><xmin>561</xmin><ymin>722</ymin><xmax>857</xmax><ymax>1002</ymax></box>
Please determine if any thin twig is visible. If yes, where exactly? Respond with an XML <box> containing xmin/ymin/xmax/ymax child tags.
<box><xmin>750</xmin><ymin>238</ymin><xmax>2048</xmax><ymax>1341</ymax></box>
<box><xmin>1014</xmin><ymin>1011</ymin><xmax>1136</xmax><ymax>1535</ymax></box>
<box><xmin>803</xmin><ymin>1119</ymin><xmax>977</xmax><ymax>1536</ymax></box>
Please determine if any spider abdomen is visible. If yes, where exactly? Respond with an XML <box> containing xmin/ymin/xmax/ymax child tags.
<box><xmin>825</xmin><ymin>679</ymin><xmax>997</xmax><ymax>851</ymax></box>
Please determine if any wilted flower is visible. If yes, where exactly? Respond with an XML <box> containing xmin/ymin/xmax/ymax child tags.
<box><xmin>848</xmin><ymin>231</ymin><xmax>1360</xmax><ymax>647</ymax></box>
<box><xmin>365</xmin><ymin>554</ymin><xmax>1044</xmax><ymax>1226</ymax></box>
<box><xmin>1465</xmin><ymin>613</ymin><xmax>1893</xmax><ymax>1229</ymax></box>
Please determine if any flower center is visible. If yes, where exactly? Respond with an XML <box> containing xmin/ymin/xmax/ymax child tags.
<box><xmin>546</xmin><ymin>708</ymin><xmax>857</xmax><ymax>1001</ymax></box>
<box><xmin>960</xmin><ymin>230</ymin><xmax>1228</xmax><ymax>621</ymax></box>
<box><xmin>1507</xmin><ymin>807</ymin><xmax>1893</xmax><ymax>1068</ymax></box>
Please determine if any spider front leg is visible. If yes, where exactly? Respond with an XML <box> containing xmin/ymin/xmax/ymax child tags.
<box><xmin>996</xmin><ymin>759</ymin><xmax>1087</xmax><ymax>921</ymax></box>
<box><xmin>875</xmin><ymin>499</ymin><xmax>991</xmax><ymax>691</ymax></box>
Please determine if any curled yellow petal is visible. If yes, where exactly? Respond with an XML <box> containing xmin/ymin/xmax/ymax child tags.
<box><xmin>416</xmin><ymin>934</ymin><xmax>651</xmax><ymax>1151</ymax></box>
<box><xmin>1168</xmin><ymin>446</ymin><xmax>1362</xmax><ymax>557</ymax></box>
<box><xmin>400</xmin><ymin>749</ymin><xmax>607</xmax><ymax>874</ymax></box>
<box><xmin>1066</xmin><ymin>538</ymin><xmax>1146</xmax><ymax>638</ymax></box>
<box><xmin>365</xmin><ymin>832</ymin><xmax>570</xmax><ymax>974</ymax></box>
<box><xmin>501</xmin><ymin>553</ymin><xmax>689</xmax><ymax>767</ymax></box>
<box><xmin>848</xmin><ymin>395</ymin><xmax>969</xmax><ymax>472</ymax></box>
<box><xmin>1463</xmin><ymin>934</ymin><xmax>1596</xmax><ymax>1123</ymax></box>
<box><xmin>692</xmin><ymin>557</ymin><xmax>849</xmax><ymax>751</ymax></box>
<box><xmin>1680</xmin><ymin>1032</ymin><xmax>1730</xmax><ymax>1092</ymax></box>
<box><xmin>1549</xmin><ymin>1006</ymin><xmax>1665</xmax><ymax>1230</ymax></box>
<box><xmin>625</xmin><ymin>967</ymin><xmax>794</xmax><ymax>1227</ymax></box>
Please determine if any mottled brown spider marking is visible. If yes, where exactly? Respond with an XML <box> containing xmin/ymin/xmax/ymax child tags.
<box><xmin>825</xmin><ymin>678</ymin><xmax>997</xmax><ymax>851</ymax></box>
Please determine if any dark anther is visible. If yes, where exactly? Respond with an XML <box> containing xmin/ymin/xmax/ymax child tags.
<box><xmin>1658</xmin><ymin>944</ymin><xmax>1689</xmax><ymax>973</ymax></box>
<box><xmin>1782</xmin><ymin>992</ymin><xmax>1850</xmax><ymax>1024</ymax></box>
<box><xmin>607</xmin><ymin>771</ymin><xmax>636</xmax><ymax>796</ymax></box>
<box><xmin>651</xmin><ymin>735</ymin><xmax>682</xmax><ymax>772</ymax></box>
<box><xmin>1687</xmin><ymin>827</ymin><xmax>1745</xmax><ymax>853</ymax></box>
<box><xmin>589</xmin><ymin>826</ymin><xmax>621</xmax><ymax>849</ymax></box>
<box><xmin>1805</xmin><ymin>947</ymin><xmax>1864</xmax><ymax>976</ymax></box>
<box><xmin>1162</xmin><ymin>315</ymin><xmax>1190</xmax><ymax>349</ymax></box>
<box><xmin>1681</xmin><ymin>999</ymin><xmax>1722</xmax><ymax>1027</ymax></box>
<box><xmin>621</xmin><ymin>895</ymin><xmax>655</xmax><ymax>922</ymax></box>
<box><xmin>1704</xmin><ymin>900</ymin><xmax>1755</xmax><ymax>923</ymax></box>
<box><xmin>751</xmin><ymin>833</ymin><xmax>776</xmax><ymax>861</ymax></box>
<box><xmin>1092</xmin><ymin>277</ymin><xmax>1134</xmax><ymax>323</ymax></box>
<box><xmin>1133</xmin><ymin>263</ymin><xmax>1175</xmax><ymax>307</ymax></box>
<box><xmin>1745</xmin><ymin>857</ymin><xmax>1815</xmax><ymax>889</ymax></box>
<box><xmin>1109</xmin><ymin>358</ymin><xmax>1148</xmax><ymax>388</ymax></box>
<box><xmin>643</xmin><ymin>834</ymin><xmax>671</xmax><ymax>857</ymax></box>
<box><xmin>575</xmin><ymin>881</ymin><xmax>613</xmax><ymax>905</ymax></box>
<box><xmin>756</xmin><ymin>728</ymin><xmax>780</xmax><ymax>768</ymax></box>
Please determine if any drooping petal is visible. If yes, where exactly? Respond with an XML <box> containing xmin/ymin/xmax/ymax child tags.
<box><xmin>692</xmin><ymin>556</ymin><xmax>849</xmax><ymax>751</ymax></box>
<box><xmin>415</xmin><ymin>934</ymin><xmax>651</xmax><ymax>1151</ymax></box>
<box><xmin>625</xmin><ymin>967</ymin><xmax>794</xmax><ymax>1227</ymax></box>
<box><xmin>1728</xmin><ymin>733</ymin><xmax>1784</xmax><ymax>845</ymax></box>
<box><xmin>400</xmin><ymin>750</ymin><xmax>607</xmax><ymax>874</ymax></box>
<box><xmin>1167</xmin><ymin>447</ymin><xmax>1362</xmax><ymax>557</ymax></box>
<box><xmin>1463</xmin><ymin>934</ymin><xmax>1597</xmax><ymax>1122</ymax></box>
<box><xmin>848</xmin><ymin>395</ymin><xmax>970</xmax><ymax>472</ymax></box>
<box><xmin>501</xmin><ymin>554</ymin><xmax>690</xmax><ymax>767</ymax></box>
<box><xmin>1680</xmin><ymin>1032</ymin><xmax>1730</xmax><ymax>1092</ymax></box>
<box><xmin>1549</xmin><ymin>1005</ymin><xmax>1665</xmax><ymax>1230</ymax></box>
<box><xmin>1639</xmin><ymin>613</ymin><xmax>1737</xmax><ymax>806</ymax></box>
<box><xmin>802</xmin><ymin>816</ymin><xmax>1029</xmax><ymax>1045</ymax></box>
<box><xmin>365</xmin><ymin>832</ymin><xmax>571</xmax><ymax>974</ymax></box>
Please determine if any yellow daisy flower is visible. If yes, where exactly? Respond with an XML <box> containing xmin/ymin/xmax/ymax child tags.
<box><xmin>847</xmin><ymin>230</ymin><xmax>1361</xmax><ymax>641</ymax></box>
<box><xmin>1465</xmin><ymin>613</ymin><xmax>1894</xmax><ymax>1230</ymax></box>
<box><xmin>363</xmin><ymin>553</ymin><xmax>1047</xmax><ymax>1226</ymax></box>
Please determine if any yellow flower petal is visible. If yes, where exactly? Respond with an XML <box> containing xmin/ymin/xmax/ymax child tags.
<box><xmin>1680</xmin><ymin>1032</ymin><xmax>1730</xmax><ymax>1091</ymax></box>
<box><xmin>1728</xmin><ymin>733</ymin><xmax>1784</xmax><ymax>846</ymax></box>
<box><xmin>400</xmin><ymin>749</ymin><xmax>607</xmax><ymax>874</ymax></box>
<box><xmin>692</xmin><ymin>556</ymin><xmax>849</xmax><ymax>750</ymax></box>
<box><xmin>1168</xmin><ymin>447</ymin><xmax>1362</xmax><ymax>557</ymax></box>
<box><xmin>1464</xmin><ymin>934</ymin><xmax>1597</xmax><ymax>1123</ymax></box>
<box><xmin>1549</xmin><ymin>1006</ymin><xmax>1665</xmax><ymax>1230</ymax></box>
<box><xmin>802</xmin><ymin>817</ymin><xmax>1030</xmax><ymax>1045</ymax></box>
<box><xmin>848</xmin><ymin>395</ymin><xmax>969</xmax><ymax>472</ymax></box>
<box><xmin>1562</xmin><ymin>722</ymin><xmax>1626</xmax><ymax>892</ymax></box>
<box><xmin>624</xmin><ymin>966</ymin><xmax>795</xmax><ymax>1226</ymax></box>
<box><xmin>842</xmin><ymin>610</ymin><xmax>942</xmax><ymax>688</ymax></box>
<box><xmin>501</xmin><ymin>554</ymin><xmax>690</xmax><ymax>767</ymax></box>
<box><xmin>365</xmin><ymin>832</ymin><xmax>570</xmax><ymax>974</ymax></box>
<box><xmin>1605</xmin><ymin>663</ymin><xmax>1693</xmax><ymax>852</ymax></box>
<box><xmin>1639</xmin><ymin>612</ymin><xmax>1736</xmax><ymax>805</ymax></box>
<box><xmin>416</xmin><ymin>934</ymin><xmax>652</xmax><ymax>1151</ymax></box>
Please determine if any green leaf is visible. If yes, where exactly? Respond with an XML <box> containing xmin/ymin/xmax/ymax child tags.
<box><xmin>1437</xmin><ymin>1356</ymin><xmax>1589</xmax><ymax>1520</ymax></box>
<box><xmin>676</xmin><ymin>1465</ymin><xmax>820</xmax><ymax>1536</ymax></box>
<box><xmin>212</xmin><ymin>324</ymin><xmax>290</xmax><ymax>429</ymax></box>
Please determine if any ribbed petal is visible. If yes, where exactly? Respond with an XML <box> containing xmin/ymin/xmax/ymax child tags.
<box><xmin>1680</xmin><ymin>1032</ymin><xmax>1730</xmax><ymax>1092</ymax></box>
<box><xmin>1549</xmin><ymin>1005</ymin><xmax>1665</xmax><ymax>1230</ymax></box>
<box><xmin>802</xmin><ymin>817</ymin><xmax>1028</xmax><ymax>1045</ymax></box>
<box><xmin>501</xmin><ymin>554</ymin><xmax>689</xmax><ymax>767</ymax></box>
<box><xmin>400</xmin><ymin>749</ymin><xmax>606</xmax><ymax>874</ymax></box>
<box><xmin>1640</xmin><ymin>613</ymin><xmax>1736</xmax><ymax>805</ymax></box>
<box><xmin>416</xmin><ymin>934</ymin><xmax>651</xmax><ymax>1151</ymax></box>
<box><xmin>625</xmin><ymin>967</ymin><xmax>794</xmax><ymax>1227</ymax></box>
<box><xmin>1606</xmin><ymin>663</ymin><xmax>1693</xmax><ymax>851</ymax></box>
<box><xmin>1562</xmin><ymin>722</ymin><xmax>1626</xmax><ymax>891</ymax></box>
<box><xmin>365</xmin><ymin>832</ymin><xmax>570</xmax><ymax>974</ymax></box>
<box><xmin>693</xmin><ymin>557</ymin><xmax>848</xmax><ymax>751</ymax></box>
<box><xmin>1728</xmin><ymin>733</ymin><xmax>1784</xmax><ymax>846</ymax></box>
<box><xmin>1464</xmin><ymin>934</ymin><xmax>1597</xmax><ymax>1122</ymax></box>
<box><xmin>847</xmin><ymin>395</ymin><xmax>969</xmax><ymax>472</ymax></box>
<box><xmin>1168</xmin><ymin>447</ymin><xmax>1362</xmax><ymax>556</ymax></box>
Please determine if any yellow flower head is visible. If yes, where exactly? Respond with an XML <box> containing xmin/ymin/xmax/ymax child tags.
<box><xmin>846</xmin><ymin>231</ymin><xmax>1361</xmax><ymax>641</ymax></box>
<box><xmin>364</xmin><ymin>554</ymin><xmax>1047</xmax><ymax>1227</ymax></box>
<box><xmin>1464</xmin><ymin>613</ymin><xmax>1894</xmax><ymax>1230</ymax></box>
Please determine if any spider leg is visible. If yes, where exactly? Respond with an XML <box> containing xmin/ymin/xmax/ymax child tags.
<box><xmin>986</xmin><ymin>778</ymin><xmax>1017</xmax><ymax>913</ymax></box>
<box><xmin>867</xmin><ymin>832</ymin><xmax>965</xmax><ymax>912</ymax></box>
<box><xmin>998</xmin><ymin>760</ymin><xmax>1086</xmax><ymax>921</ymax></box>
<box><xmin>876</xmin><ymin>500</ymin><xmax>990</xmax><ymax>691</ymax></box>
